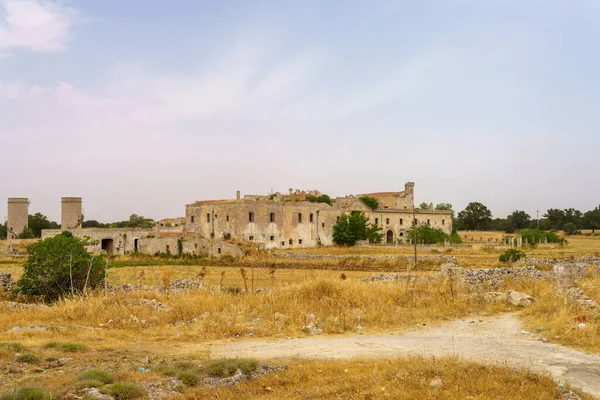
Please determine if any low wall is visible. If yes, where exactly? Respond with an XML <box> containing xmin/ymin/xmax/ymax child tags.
<box><xmin>273</xmin><ymin>253</ymin><xmax>459</xmax><ymax>264</ymax></box>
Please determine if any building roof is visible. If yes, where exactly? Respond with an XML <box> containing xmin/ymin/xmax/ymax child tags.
<box><xmin>359</xmin><ymin>191</ymin><xmax>406</xmax><ymax>197</ymax></box>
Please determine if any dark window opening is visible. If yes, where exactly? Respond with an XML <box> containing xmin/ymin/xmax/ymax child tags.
<box><xmin>270</xmin><ymin>212</ymin><xmax>275</xmax><ymax>222</ymax></box>
<box><xmin>166</xmin><ymin>245</ymin><xmax>171</xmax><ymax>255</ymax></box>
<box><xmin>427</xmin><ymin>219</ymin><xmax>431</xmax><ymax>225</ymax></box>
<box><xmin>400</xmin><ymin>218</ymin><xmax>403</xmax><ymax>225</ymax></box>
<box><xmin>386</xmin><ymin>218</ymin><xmax>390</xmax><ymax>225</ymax></box>
<box><xmin>375</xmin><ymin>218</ymin><xmax>379</xmax><ymax>225</ymax></box>
<box><xmin>299</xmin><ymin>239</ymin><xmax>303</xmax><ymax>244</ymax></box>
<box><xmin>289</xmin><ymin>238</ymin><xmax>293</xmax><ymax>245</ymax></box>
<box><xmin>414</xmin><ymin>218</ymin><xmax>418</xmax><ymax>225</ymax></box>
<box><xmin>322</xmin><ymin>222</ymin><xmax>325</xmax><ymax>228</ymax></box>
<box><xmin>218</xmin><ymin>248</ymin><xmax>222</xmax><ymax>254</ymax></box>
<box><xmin>101</xmin><ymin>239</ymin><xmax>114</xmax><ymax>255</ymax></box>
<box><xmin>249</xmin><ymin>212</ymin><xmax>255</xmax><ymax>222</ymax></box>
<box><xmin>298</xmin><ymin>213</ymin><xmax>303</xmax><ymax>223</ymax></box>
<box><xmin>442</xmin><ymin>219</ymin><xmax>445</xmax><ymax>225</ymax></box>
<box><xmin>400</xmin><ymin>232</ymin><xmax>404</xmax><ymax>237</ymax></box>
<box><xmin>336</xmin><ymin>216</ymin><xmax>340</xmax><ymax>222</ymax></box>
<box><xmin>270</xmin><ymin>236</ymin><xmax>275</xmax><ymax>241</ymax></box>
<box><xmin>249</xmin><ymin>235</ymin><xmax>254</xmax><ymax>241</ymax></box>
<box><xmin>309</xmin><ymin>213</ymin><xmax>314</xmax><ymax>222</ymax></box>
<box><xmin>226</xmin><ymin>215</ymin><xmax>229</xmax><ymax>222</ymax></box>
<box><xmin>206</xmin><ymin>213</ymin><xmax>210</xmax><ymax>222</ymax></box>
<box><xmin>133</xmin><ymin>239</ymin><xmax>138</xmax><ymax>253</ymax></box>
<box><xmin>191</xmin><ymin>215</ymin><xmax>195</xmax><ymax>223</ymax></box>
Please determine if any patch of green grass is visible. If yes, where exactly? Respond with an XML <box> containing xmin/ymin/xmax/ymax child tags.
<box><xmin>79</xmin><ymin>369</ymin><xmax>113</xmax><ymax>384</ymax></box>
<box><xmin>204</xmin><ymin>358</ymin><xmax>258</xmax><ymax>378</ymax></box>
<box><xmin>75</xmin><ymin>380</ymin><xmax>104</xmax><ymax>390</ymax></box>
<box><xmin>0</xmin><ymin>343</ymin><xmax>27</xmax><ymax>352</ymax></box>
<box><xmin>178</xmin><ymin>371</ymin><xmax>199</xmax><ymax>387</ymax></box>
<box><xmin>44</xmin><ymin>342</ymin><xmax>87</xmax><ymax>353</ymax></box>
<box><xmin>44</xmin><ymin>357</ymin><xmax>59</xmax><ymax>362</ymax></box>
<box><xmin>153</xmin><ymin>365</ymin><xmax>178</xmax><ymax>376</ymax></box>
<box><xmin>15</xmin><ymin>354</ymin><xmax>39</xmax><ymax>364</ymax></box>
<box><xmin>0</xmin><ymin>387</ymin><xmax>49</xmax><ymax>400</ymax></box>
<box><xmin>100</xmin><ymin>383</ymin><xmax>143</xmax><ymax>400</ymax></box>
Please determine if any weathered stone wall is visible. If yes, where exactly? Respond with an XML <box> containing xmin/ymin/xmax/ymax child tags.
<box><xmin>0</xmin><ymin>272</ymin><xmax>15</xmax><ymax>292</ymax></box>
<box><xmin>42</xmin><ymin>228</ymin><xmax>154</xmax><ymax>255</ymax></box>
<box><xmin>7</xmin><ymin>198</ymin><xmax>29</xmax><ymax>238</ymax></box>
<box><xmin>61</xmin><ymin>197</ymin><xmax>83</xmax><ymax>229</ymax></box>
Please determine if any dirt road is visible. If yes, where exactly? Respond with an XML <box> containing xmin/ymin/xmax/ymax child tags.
<box><xmin>204</xmin><ymin>313</ymin><xmax>600</xmax><ymax>397</ymax></box>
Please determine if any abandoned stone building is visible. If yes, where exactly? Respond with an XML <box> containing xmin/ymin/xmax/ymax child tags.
<box><xmin>15</xmin><ymin>182</ymin><xmax>452</xmax><ymax>256</ymax></box>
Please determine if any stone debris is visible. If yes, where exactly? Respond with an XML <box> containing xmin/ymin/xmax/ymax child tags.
<box><xmin>506</xmin><ymin>290</ymin><xmax>536</xmax><ymax>307</ymax></box>
<box><xmin>6</xmin><ymin>325</ymin><xmax>48</xmax><ymax>333</ymax></box>
<box><xmin>428</xmin><ymin>377</ymin><xmax>443</xmax><ymax>389</ymax></box>
<box><xmin>482</xmin><ymin>292</ymin><xmax>507</xmax><ymax>304</ymax></box>
<box><xmin>139</xmin><ymin>299</ymin><xmax>171</xmax><ymax>312</ymax></box>
<box><xmin>202</xmin><ymin>364</ymin><xmax>288</xmax><ymax>387</ymax></box>
<box><xmin>170</xmin><ymin>278</ymin><xmax>204</xmax><ymax>291</ymax></box>
<box><xmin>274</xmin><ymin>252</ymin><xmax>459</xmax><ymax>264</ymax></box>
<box><xmin>0</xmin><ymin>272</ymin><xmax>15</xmax><ymax>292</ymax></box>
<box><xmin>566</xmin><ymin>288</ymin><xmax>600</xmax><ymax>310</ymax></box>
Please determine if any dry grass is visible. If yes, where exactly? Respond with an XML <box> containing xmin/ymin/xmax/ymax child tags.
<box><xmin>521</xmin><ymin>274</ymin><xmax>600</xmax><ymax>354</ymax></box>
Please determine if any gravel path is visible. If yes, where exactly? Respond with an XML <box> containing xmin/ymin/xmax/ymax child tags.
<box><xmin>206</xmin><ymin>313</ymin><xmax>600</xmax><ymax>397</ymax></box>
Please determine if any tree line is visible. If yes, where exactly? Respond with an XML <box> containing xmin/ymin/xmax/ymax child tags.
<box><xmin>0</xmin><ymin>214</ymin><xmax>155</xmax><ymax>239</ymax></box>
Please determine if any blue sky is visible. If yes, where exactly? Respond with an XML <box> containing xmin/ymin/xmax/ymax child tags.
<box><xmin>1</xmin><ymin>0</ymin><xmax>599</xmax><ymax>222</ymax></box>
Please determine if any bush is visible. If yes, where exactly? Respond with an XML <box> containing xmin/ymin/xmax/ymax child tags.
<box><xmin>333</xmin><ymin>211</ymin><xmax>382</xmax><ymax>246</ymax></box>
<box><xmin>499</xmin><ymin>249</ymin><xmax>526</xmax><ymax>263</ymax></box>
<box><xmin>101</xmin><ymin>383</ymin><xmax>143</xmax><ymax>400</ymax></box>
<box><xmin>79</xmin><ymin>369</ymin><xmax>113</xmax><ymax>384</ymax></box>
<box><xmin>16</xmin><ymin>354</ymin><xmax>39</xmax><ymax>364</ymax></box>
<box><xmin>204</xmin><ymin>359</ymin><xmax>258</xmax><ymax>378</ymax></box>
<box><xmin>75</xmin><ymin>380</ymin><xmax>104</xmax><ymax>389</ymax></box>
<box><xmin>359</xmin><ymin>196</ymin><xmax>379</xmax><ymax>210</ymax></box>
<box><xmin>178</xmin><ymin>371</ymin><xmax>199</xmax><ymax>386</ymax></box>
<box><xmin>0</xmin><ymin>388</ymin><xmax>49</xmax><ymax>400</ymax></box>
<box><xmin>17</xmin><ymin>232</ymin><xmax>106</xmax><ymax>302</ymax></box>
<box><xmin>406</xmin><ymin>225</ymin><xmax>462</xmax><ymax>245</ymax></box>
<box><xmin>563</xmin><ymin>222</ymin><xmax>578</xmax><ymax>235</ymax></box>
<box><xmin>45</xmin><ymin>342</ymin><xmax>87</xmax><ymax>352</ymax></box>
<box><xmin>0</xmin><ymin>343</ymin><xmax>27</xmax><ymax>352</ymax></box>
<box><xmin>518</xmin><ymin>229</ymin><xmax>565</xmax><ymax>245</ymax></box>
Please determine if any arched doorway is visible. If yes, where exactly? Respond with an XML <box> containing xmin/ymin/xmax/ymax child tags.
<box><xmin>386</xmin><ymin>230</ymin><xmax>394</xmax><ymax>244</ymax></box>
<box><xmin>133</xmin><ymin>238</ymin><xmax>139</xmax><ymax>253</ymax></box>
<box><xmin>101</xmin><ymin>238</ymin><xmax>114</xmax><ymax>255</ymax></box>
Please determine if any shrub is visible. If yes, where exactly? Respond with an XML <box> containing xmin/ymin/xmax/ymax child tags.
<box><xmin>359</xmin><ymin>196</ymin><xmax>379</xmax><ymax>210</ymax></box>
<box><xmin>0</xmin><ymin>387</ymin><xmax>48</xmax><ymax>400</ymax></box>
<box><xmin>518</xmin><ymin>229</ymin><xmax>565</xmax><ymax>245</ymax></box>
<box><xmin>45</xmin><ymin>342</ymin><xmax>87</xmax><ymax>352</ymax></box>
<box><xmin>178</xmin><ymin>371</ymin><xmax>199</xmax><ymax>386</ymax></box>
<box><xmin>563</xmin><ymin>222</ymin><xmax>578</xmax><ymax>235</ymax></box>
<box><xmin>16</xmin><ymin>354</ymin><xmax>39</xmax><ymax>364</ymax></box>
<box><xmin>0</xmin><ymin>343</ymin><xmax>27</xmax><ymax>352</ymax></box>
<box><xmin>101</xmin><ymin>383</ymin><xmax>143</xmax><ymax>400</ymax></box>
<box><xmin>204</xmin><ymin>359</ymin><xmax>258</xmax><ymax>378</ymax></box>
<box><xmin>79</xmin><ymin>369</ymin><xmax>113</xmax><ymax>384</ymax></box>
<box><xmin>499</xmin><ymin>249</ymin><xmax>526</xmax><ymax>263</ymax></box>
<box><xmin>75</xmin><ymin>380</ymin><xmax>104</xmax><ymax>389</ymax></box>
<box><xmin>17</xmin><ymin>232</ymin><xmax>106</xmax><ymax>302</ymax></box>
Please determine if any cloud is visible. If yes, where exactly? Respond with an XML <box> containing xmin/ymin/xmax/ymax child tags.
<box><xmin>0</xmin><ymin>0</ymin><xmax>77</xmax><ymax>55</ymax></box>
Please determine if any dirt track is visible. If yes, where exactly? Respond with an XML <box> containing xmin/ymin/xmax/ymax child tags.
<box><xmin>203</xmin><ymin>313</ymin><xmax>600</xmax><ymax>397</ymax></box>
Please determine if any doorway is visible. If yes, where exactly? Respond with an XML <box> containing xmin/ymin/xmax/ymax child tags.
<box><xmin>101</xmin><ymin>238</ymin><xmax>114</xmax><ymax>255</ymax></box>
<box><xmin>386</xmin><ymin>230</ymin><xmax>394</xmax><ymax>244</ymax></box>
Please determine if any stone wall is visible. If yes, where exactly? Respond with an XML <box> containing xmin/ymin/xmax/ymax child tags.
<box><xmin>0</xmin><ymin>272</ymin><xmax>15</xmax><ymax>292</ymax></box>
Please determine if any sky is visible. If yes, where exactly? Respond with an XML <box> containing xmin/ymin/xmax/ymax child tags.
<box><xmin>1</xmin><ymin>0</ymin><xmax>599</xmax><ymax>223</ymax></box>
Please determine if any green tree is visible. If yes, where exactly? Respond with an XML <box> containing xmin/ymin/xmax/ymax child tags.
<box><xmin>583</xmin><ymin>206</ymin><xmax>600</xmax><ymax>233</ymax></box>
<box><xmin>359</xmin><ymin>196</ymin><xmax>379</xmax><ymax>210</ymax></box>
<box><xmin>17</xmin><ymin>227</ymin><xmax>35</xmax><ymax>239</ymax></box>
<box><xmin>333</xmin><ymin>211</ymin><xmax>382</xmax><ymax>246</ymax></box>
<box><xmin>305</xmin><ymin>194</ymin><xmax>332</xmax><ymax>206</ymax></box>
<box><xmin>562</xmin><ymin>222</ymin><xmax>578</xmax><ymax>235</ymax></box>
<box><xmin>503</xmin><ymin>210</ymin><xmax>531</xmax><ymax>233</ymax></box>
<box><xmin>17</xmin><ymin>232</ymin><xmax>106</xmax><ymax>302</ymax></box>
<box><xmin>111</xmin><ymin>214</ymin><xmax>155</xmax><ymax>229</ymax></box>
<box><xmin>418</xmin><ymin>202</ymin><xmax>429</xmax><ymax>210</ymax></box>
<box><xmin>457</xmin><ymin>202</ymin><xmax>493</xmax><ymax>230</ymax></box>
<box><xmin>27</xmin><ymin>213</ymin><xmax>60</xmax><ymax>237</ymax></box>
<box><xmin>543</xmin><ymin>209</ymin><xmax>566</xmax><ymax>230</ymax></box>
<box><xmin>0</xmin><ymin>222</ymin><xmax>6</xmax><ymax>240</ymax></box>
<box><xmin>82</xmin><ymin>220</ymin><xmax>109</xmax><ymax>228</ymax></box>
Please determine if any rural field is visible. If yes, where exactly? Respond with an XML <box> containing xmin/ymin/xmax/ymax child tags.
<box><xmin>1</xmin><ymin>232</ymin><xmax>600</xmax><ymax>398</ymax></box>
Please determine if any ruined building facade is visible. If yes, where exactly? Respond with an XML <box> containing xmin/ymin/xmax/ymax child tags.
<box><xmin>33</xmin><ymin>182</ymin><xmax>451</xmax><ymax>256</ymax></box>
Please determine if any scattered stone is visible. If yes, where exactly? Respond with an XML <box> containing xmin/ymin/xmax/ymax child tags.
<box><xmin>483</xmin><ymin>292</ymin><xmax>507</xmax><ymax>304</ymax></box>
<box><xmin>0</xmin><ymin>272</ymin><xmax>15</xmax><ymax>291</ymax></box>
<box><xmin>139</xmin><ymin>299</ymin><xmax>171</xmax><ymax>312</ymax></box>
<box><xmin>578</xmin><ymin>323</ymin><xmax>587</xmax><ymax>329</ymax></box>
<box><xmin>77</xmin><ymin>387</ymin><xmax>113</xmax><ymax>400</ymax></box>
<box><xmin>429</xmin><ymin>377</ymin><xmax>443</xmax><ymax>389</ymax></box>
<box><xmin>203</xmin><ymin>364</ymin><xmax>288</xmax><ymax>387</ymax></box>
<box><xmin>6</xmin><ymin>325</ymin><xmax>48</xmax><ymax>333</ymax></box>
<box><xmin>507</xmin><ymin>290</ymin><xmax>536</xmax><ymax>307</ymax></box>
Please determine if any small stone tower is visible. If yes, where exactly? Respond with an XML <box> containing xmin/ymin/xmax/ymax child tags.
<box><xmin>61</xmin><ymin>197</ymin><xmax>83</xmax><ymax>229</ymax></box>
<box><xmin>404</xmin><ymin>182</ymin><xmax>415</xmax><ymax>201</ymax></box>
<box><xmin>7</xmin><ymin>198</ymin><xmax>29</xmax><ymax>238</ymax></box>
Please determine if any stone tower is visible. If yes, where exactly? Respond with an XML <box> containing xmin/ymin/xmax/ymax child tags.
<box><xmin>61</xmin><ymin>197</ymin><xmax>83</xmax><ymax>229</ymax></box>
<box><xmin>7</xmin><ymin>198</ymin><xmax>29</xmax><ymax>238</ymax></box>
<box><xmin>404</xmin><ymin>182</ymin><xmax>415</xmax><ymax>201</ymax></box>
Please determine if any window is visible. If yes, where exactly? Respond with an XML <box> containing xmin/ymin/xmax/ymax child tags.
<box><xmin>226</xmin><ymin>215</ymin><xmax>229</xmax><ymax>222</ymax></box>
<box><xmin>375</xmin><ymin>218</ymin><xmax>379</xmax><ymax>225</ymax></box>
<box><xmin>289</xmin><ymin>238</ymin><xmax>293</xmax><ymax>245</ymax></box>
<box><xmin>400</xmin><ymin>232</ymin><xmax>404</xmax><ymax>237</ymax></box>
<box><xmin>191</xmin><ymin>215</ymin><xmax>195</xmax><ymax>223</ymax></box>
<box><xmin>400</xmin><ymin>218</ymin><xmax>403</xmax><ymax>225</ymax></box>
<box><xmin>310</xmin><ymin>213</ymin><xmax>314</xmax><ymax>222</ymax></box>
<box><xmin>414</xmin><ymin>218</ymin><xmax>418</xmax><ymax>225</ymax></box>
<box><xmin>281</xmin><ymin>241</ymin><xmax>285</xmax><ymax>246</ymax></box>
<box><xmin>249</xmin><ymin>212</ymin><xmax>255</xmax><ymax>222</ymax></box>
<box><xmin>249</xmin><ymin>235</ymin><xmax>254</xmax><ymax>241</ymax></box>
<box><xmin>427</xmin><ymin>219</ymin><xmax>431</xmax><ymax>225</ymax></box>
<box><xmin>386</xmin><ymin>218</ymin><xmax>390</xmax><ymax>225</ymax></box>
<box><xmin>270</xmin><ymin>212</ymin><xmax>275</xmax><ymax>222</ymax></box>
<box><xmin>270</xmin><ymin>236</ymin><xmax>275</xmax><ymax>241</ymax></box>
<box><xmin>298</xmin><ymin>213</ymin><xmax>303</xmax><ymax>223</ymax></box>
<box><xmin>336</xmin><ymin>216</ymin><xmax>340</xmax><ymax>222</ymax></box>
<box><xmin>299</xmin><ymin>239</ymin><xmax>303</xmax><ymax>244</ymax></box>
<box><xmin>322</xmin><ymin>222</ymin><xmax>325</xmax><ymax>228</ymax></box>
<box><xmin>442</xmin><ymin>219</ymin><xmax>445</xmax><ymax>225</ymax></box>
<box><xmin>218</xmin><ymin>248</ymin><xmax>222</xmax><ymax>254</ymax></box>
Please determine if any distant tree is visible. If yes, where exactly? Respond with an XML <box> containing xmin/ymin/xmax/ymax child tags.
<box><xmin>457</xmin><ymin>202</ymin><xmax>493</xmax><ymax>230</ymax></box>
<box><xmin>503</xmin><ymin>210</ymin><xmax>531</xmax><ymax>233</ymax></box>
<box><xmin>583</xmin><ymin>206</ymin><xmax>600</xmax><ymax>233</ymax></box>
<box><xmin>489</xmin><ymin>218</ymin><xmax>507</xmax><ymax>232</ymax></box>
<box><xmin>544</xmin><ymin>209</ymin><xmax>566</xmax><ymax>230</ymax></box>
<box><xmin>18</xmin><ymin>227</ymin><xmax>35</xmax><ymax>239</ymax></box>
<box><xmin>333</xmin><ymin>211</ymin><xmax>382</xmax><ymax>246</ymax></box>
<box><xmin>82</xmin><ymin>220</ymin><xmax>109</xmax><ymax>228</ymax></box>
<box><xmin>563</xmin><ymin>222</ymin><xmax>578</xmax><ymax>235</ymax></box>
<box><xmin>0</xmin><ymin>222</ymin><xmax>6</xmax><ymax>240</ymax></box>
<box><xmin>27</xmin><ymin>213</ymin><xmax>60</xmax><ymax>238</ymax></box>
<box><xmin>17</xmin><ymin>232</ymin><xmax>106</xmax><ymax>302</ymax></box>
<box><xmin>418</xmin><ymin>202</ymin><xmax>429</xmax><ymax>210</ymax></box>
<box><xmin>435</xmin><ymin>203</ymin><xmax>453</xmax><ymax>211</ymax></box>
<box><xmin>111</xmin><ymin>214</ymin><xmax>154</xmax><ymax>229</ymax></box>
<box><xmin>306</xmin><ymin>194</ymin><xmax>332</xmax><ymax>206</ymax></box>
<box><xmin>359</xmin><ymin>196</ymin><xmax>379</xmax><ymax>210</ymax></box>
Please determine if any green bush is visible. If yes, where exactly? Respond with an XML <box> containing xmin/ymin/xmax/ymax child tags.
<box><xmin>406</xmin><ymin>225</ymin><xmax>462</xmax><ymax>245</ymax></box>
<box><xmin>0</xmin><ymin>343</ymin><xmax>27</xmax><ymax>352</ymax></box>
<box><xmin>499</xmin><ymin>249</ymin><xmax>526</xmax><ymax>263</ymax></box>
<box><xmin>17</xmin><ymin>232</ymin><xmax>106</xmax><ymax>302</ymax></box>
<box><xmin>518</xmin><ymin>229</ymin><xmax>565</xmax><ymax>245</ymax></box>
<box><xmin>333</xmin><ymin>211</ymin><xmax>382</xmax><ymax>246</ymax></box>
<box><xmin>204</xmin><ymin>359</ymin><xmax>258</xmax><ymax>378</ymax></box>
<box><xmin>45</xmin><ymin>342</ymin><xmax>87</xmax><ymax>353</ymax></box>
<box><xmin>563</xmin><ymin>222</ymin><xmax>578</xmax><ymax>235</ymax></box>
<box><xmin>75</xmin><ymin>380</ymin><xmax>104</xmax><ymax>389</ymax></box>
<box><xmin>359</xmin><ymin>196</ymin><xmax>379</xmax><ymax>210</ymax></box>
<box><xmin>178</xmin><ymin>371</ymin><xmax>199</xmax><ymax>386</ymax></box>
<box><xmin>16</xmin><ymin>354</ymin><xmax>39</xmax><ymax>364</ymax></box>
<box><xmin>101</xmin><ymin>383</ymin><xmax>143</xmax><ymax>400</ymax></box>
<box><xmin>79</xmin><ymin>369</ymin><xmax>113</xmax><ymax>384</ymax></box>
<box><xmin>0</xmin><ymin>387</ymin><xmax>49</xmax><ymax>400</ymax></box>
